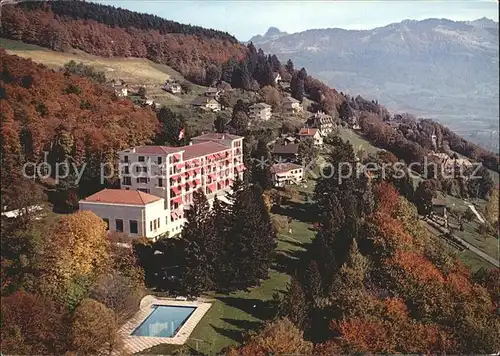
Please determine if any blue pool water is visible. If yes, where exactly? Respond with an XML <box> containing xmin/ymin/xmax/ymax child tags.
<box><xmin>131</xmin><ymin>305</ymin><xmax>196</xmax><ymax>338</ymax></box>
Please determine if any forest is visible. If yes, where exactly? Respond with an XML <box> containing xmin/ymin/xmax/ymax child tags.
<box><xmin>0</xmin><ymin>50</ymin><xmax>158</xmax><ymax>208</ymax></box>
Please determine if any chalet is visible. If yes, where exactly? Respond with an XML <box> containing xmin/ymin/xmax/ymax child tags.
<box><xmin>306</xmin><ymin>111</ymin><xmax>336</xmax><ymax>135</ymax></box>
<box><xmin>272</xmin><ymin>143</ymin><xmax>299</xmax><ymax>163</ymax></box>
<box><xmin>162</xmin><ymin>80</ymin><xmax>182</xmax><ymax>94</ymax></box>
<box><xmin>113</xmin><ymin>85</ymin><xmax>128</xmax><ymax>97</ymax></box>
<box><xmin>298</xmin><ymin>128</ymin><xmax>323</xmax><ymax>147</ymax></box>
<box><xmin>249</xmin><ymin>102</ymin><xmax>272</xmax><ymax>121</ymax></box>
<box><xmin>282</xmin><ymin>96</ymin><xmax>303</xmax><ymax>113</ymax></box>
<box><xmin>204</xmin><ymin>87</ymin><xmax>222</xmax><ymax>100</ymax></box>
<box><xmin>270</xmin><ymin>163</ymin><xmax>304</xmax><ymax>187</ymax></box>
<box><xmin>191</xmin><ymin>96</ymin><xmax>221</xmax><ymax>112</ymax></box>
<box><xmin>431</xmin><ymin>198</ymin><xmax>447</xmax><ymax>218</ymax></box>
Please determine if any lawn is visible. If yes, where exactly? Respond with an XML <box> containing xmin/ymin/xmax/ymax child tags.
<box><xmin>144</xmin><ymin>192</ymin><xmax>316</xmax><ymax>355</ymax></box>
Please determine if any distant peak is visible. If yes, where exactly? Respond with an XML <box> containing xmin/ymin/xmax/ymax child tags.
<box><xmin>265</xmin><ymin>26</ymin><xmax>282</xmax><ymax>37</ymax></box>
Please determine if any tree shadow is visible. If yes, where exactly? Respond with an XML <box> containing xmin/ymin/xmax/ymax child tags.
<box><xmin>216</xmin><ymin>296</ymin><xmax>276</xmax><ymax>321</ymax></box>
<box><xmin>220</xmin><ymin>318</ymin><xmax>262</xmax><ymax>331</ymax></box>
<box><xmin>271</xmin><ymin>201</ymin><xmax>317</xmax><ymax>223</ymax></box>
<box><xmin>210</xmin><ymin>324</ymin><xmax>245</xmax><ymax>344</ymax></box>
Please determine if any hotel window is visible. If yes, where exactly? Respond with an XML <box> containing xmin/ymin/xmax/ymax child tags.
<box><xmin>157</xmin><ymin>218</ymin><xmax>160</xmax><ymax>228</ymax></box>
<box><xmin>124</xmin><ymin>155</ymin><xmax>129</xmax><ymax>163</ymax></box>
<box><xmin>141</xmin><ymin>167</ymin><xmax>147</xmax><ymax>172</ymax></box>
<box><xmin>103</xmin><ymin>218</ymin><xmax>109</xmax><ymax>230</ymax></box>
<box><xmin>136</xmin><ymin>166</ymin><xmax>140</xmax><ymax>173</ymax></box>
<box><xmin>153</xmin><ymin>219</ymin><xmax>157</xmax><ymax>230</ymax></box>
<box><xmin>138</xmin><ymin>188</ymin><xmax>150</xmax><ymax>193</ymax></box>
<box><xmin>124</xmin><ymin>166</ymin><xmax>129</xmax><ymax>174</ymax></box>
<box><xmin>137</xmin><ymin>177</ymin><xmax>148</xmax><ymax>184</ymax></box>
<box><xmin>129</xmin><ymin>220</ymin><xmax>138</xmax><ymax>234</ymax></box>
<box><xmin>157</xmin><ymin>157</ymin><xmax>162</xmax><ymax>164</ymax></box>
<box><xmin>122</xmin><ymin>177</ymin><xmax>131</xmax><ymax>186</ymax></box>
<box><xmin>116</xmin><ymin>219</ymin><xmax>123</xmax><ymax>232</ymax></box>
<box><xmin>139</xmin><ymin>156</ymin><xmax>145</xmax><ymax>162</ymax></box>
<box><xmin>158</xmin><ymin>178</ymin><xmax>163</xmax><ymax>187</ymax></box>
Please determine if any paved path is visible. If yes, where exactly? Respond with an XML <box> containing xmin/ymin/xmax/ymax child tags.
<box><xmin>468</xmin><ymin>204</ymin><xmax>486</xmax><ymax>224</ymax></box>
<box><xmin>425</xmin><ymin>219</ymin><xmax>499</xmax><ymax>268</ymax></box>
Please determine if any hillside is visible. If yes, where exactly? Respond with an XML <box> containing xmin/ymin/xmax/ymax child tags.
<box><xmin>0</xmin><ymin>38</ymin><xmax>209</xmax><ymax>108</ymax></box>
<box><xmin>250</xmin><ymin>19</ymin><xmax>500</xmax><ymax>151</ymax></box>
<box><xmin>0</xmin><ymin>49</ymin><xmax>158</xmax><ymax>201</ymax></box>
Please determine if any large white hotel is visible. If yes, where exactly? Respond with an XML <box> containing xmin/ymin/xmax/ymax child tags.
<box><xmin>79</xmin><ymin>133</ymin><xmax>244</xmax><ymax>239</ymax></box>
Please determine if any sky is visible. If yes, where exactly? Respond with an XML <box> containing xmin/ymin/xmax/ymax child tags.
<box><xmin>96</xmin><ymin>0</ymin><xmax>499</xmax><ymax>41</ymax></box>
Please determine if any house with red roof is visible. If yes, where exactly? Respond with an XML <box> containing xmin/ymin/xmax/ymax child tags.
<box><xmin>79</xmin><ymin>133</ymin><xmax>245</xmax><ymax>239</ymax></box>
<box><xmin>298</xmin><ymin>128</ymin><xmax>323</xmax><ymax>147</ymax></box>
<box><xmin>79</xmin><ymin>189</ymin><xmax>167</xmax><ymax>238</ymax></box>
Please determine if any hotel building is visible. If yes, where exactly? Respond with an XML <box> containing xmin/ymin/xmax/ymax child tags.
<box><xmin>79</xmin><ymin>133</ymin><xmax>245</xmax><ymax>239</ymax></box>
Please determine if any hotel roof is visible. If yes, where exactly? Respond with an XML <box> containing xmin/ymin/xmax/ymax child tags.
<box><xmin>122</xmin><ymin>146</ymin><xmax>182</xmax><ymax>155</ymax></box>
<box><xmin>192</xmin><ymin>132</ymin><xmax>242</xmax><ymax>141</ymax></box>
<box><xmin>183</xmin><ymin>141</ymin><xmax>230</xmax><ymax>160</ymax></box>
<box><xmin>81</xmin><ymin>189</ymin><xmax>162</xmax><ymax>206</ymax></box>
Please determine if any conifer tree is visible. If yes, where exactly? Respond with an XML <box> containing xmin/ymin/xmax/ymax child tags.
<box><xmin>278</xmin><ymin>277</ymin><xmax>308</xmax><ymax>330</ymax></box>
<box><xmin>303</xmin><ymin>260</ymin><xmax>322</xmax><ymax>306</ymax></box>
<box><xmin>181</xmin><ymin>191</ymin><xmax>215</xmax><ymax>296</ymax></box>
<box><xmin>210</xmin><ymin>196</ymin><xmax>232</xmax><ymax>290</ymax></box>
<box><xmin>225</xmin><ymin>180</ymin><xmax>277</xmax><ymax>290</ymax></box>
<box><xmin>252</xmin><ymin>139</ymin><xmax>273</xmax><ymax>190</ymax></box>
<box><xmin>329</xmin><ymin>239</ymin><xmax>370</xmax><ymax>318</ymax></box>
<box><xmin>285</xmin><ymin>59</ymin><xmax>294</xmax><ymax>74</ymax></box>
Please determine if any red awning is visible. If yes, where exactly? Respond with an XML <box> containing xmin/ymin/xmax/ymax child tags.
<box><xmin>188</xmin><ymin>181</ymin><xmax>195</xmax><ymax>189</ymax></box>
<box><xmin>195</xmin><ymin>179</ymin><xmax>201</xmax><ymax>185</ymax></box>
<box><xmin>209</xmin><ymin>173</ymin><xmax>217</xmax><ymax>180</ymax></box>
<box><xmin>171</xmin><ymin>187</ymin><xmax>180</xmax><ymax>195</ymax></box>
<box><xmin>207</xmin><ymin>155</ymin><xmax>215</xmax><ymax>160</ymax></box>
<box><xmin>195</xmin><ymin>168</ymin><xmax>201</xmax><ymax>175</ymax></box>
<box><xmin>173</xmin><ymin>154</ymin><xmax>181</xmax><ymax>161</ymax></box>
<box><xmin>170</xmin><ymin>212</ymin><xmax>177</xmax><ymax>220</ymax></box>
<box><xmin>236</xmin><ymin>166</ymin><xmax>243</xmax><ymax>172</ymax></box>
<box><xmin>207</xmin><ymin>183</ymin><xmax>216</xmax><ymax>193</ymax></box>
<box><xmin>171</xmin><ymin>196</ymin><xmax>183</xmax><ymax>204</ymax></box>
<box><xmin>175</xmin><ymin>163</ymin><xmax>183</xmax><ymax>170</ymax></box>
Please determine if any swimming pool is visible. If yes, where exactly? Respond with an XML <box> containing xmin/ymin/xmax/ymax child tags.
<box><xmin>131</xmin><ymin>305</ymin><xmax>196</xmax><ymax>338</ymax></box>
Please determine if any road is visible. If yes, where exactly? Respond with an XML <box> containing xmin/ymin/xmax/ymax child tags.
<box><xmin>424</xmin><ymin>218</ymin><xmax>499</xmax><ymax>268</ymax></box>
<box><xmin>468</xmin><ymin>204</ymin><xmax>486</xmax><ymax>224</ymax></box>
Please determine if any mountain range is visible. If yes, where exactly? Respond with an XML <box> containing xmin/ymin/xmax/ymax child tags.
<box><xmin>249</xmin><ymin>18</ymin><xmax>499</xmax><ymax>150</ymax></box>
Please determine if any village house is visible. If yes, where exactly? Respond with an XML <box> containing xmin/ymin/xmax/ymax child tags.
<box><xmin>282</xmin><ymin>96</ymin><xmax>303</xmax><ymax>113</ymax></box>
<box><xmin>162</xmin><ymin>80</ymin><xmax>182</xmax><ymax>94</ymax></box>
<box><xmin>428</xmin><ymin>152</ymin><xmax>473</xmax><ymax>176</ymax></box>
<box><xmin>191</xmin><ymin>96</ymin><xmax>221</xmax><ymax>112</ymax></box>
<box><xmin>204</xmin><ymin>87</ymin><xmax>222</xmax><ymax>100</ymax></box>
<box><xmin>272</xmin><ymin>143</ymin><xmax>299</xmax><ymax>163</ymax></box>
<box><xmin>270</xmin><ymin>163</ymin><xmax>304</xmax><ymax>187</ymax></box>
<box><xmin>306</xmin><ymin>111</ymin><xmax>336</xmax><ymax>136</ymax></box>
<box><xmin>298</xmin><ymin>128</ymin><xmax>323</xmax><ymax>147</ymax></box>
<box><xmin>431</xmin><ymin>198</ymin><xmax>448</xmax><ymax>218</ymax></box>
<box><xmin>249</xmin><ymin>102</ymin><xmax>272</xmax><ymax>121</ymax></box>
<box><xmin>79</xmin><ymin>133</ymin><xmax>245</xmax><ymax>239</ymax></box>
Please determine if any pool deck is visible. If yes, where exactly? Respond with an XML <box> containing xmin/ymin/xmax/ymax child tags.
<box><xmin>119</xmin><ymin>296</ymin><xmax>212</xmax><ymax>354</ymax></box>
